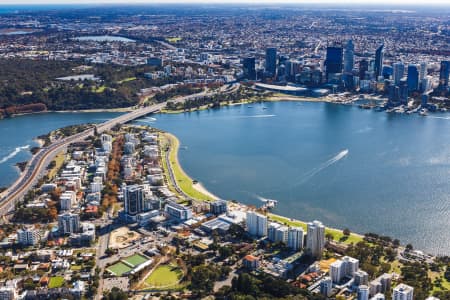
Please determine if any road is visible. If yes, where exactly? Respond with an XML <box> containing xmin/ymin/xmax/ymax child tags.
<box><xmin>0</xmin><ymin>83</ymin><xmax>239</xmax><ymax>217</ymax></box>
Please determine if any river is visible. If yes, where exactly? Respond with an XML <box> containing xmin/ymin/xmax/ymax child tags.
<box><xmin>0</xmin><ymin>102</ymin><xmax>449</xmax><ymax>255</ymax></box>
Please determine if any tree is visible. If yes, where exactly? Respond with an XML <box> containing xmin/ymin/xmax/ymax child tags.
<box><xmin>326</xmin><ymin>232</ymin><xmax>334</xmax><ymax>241</ymax></box>
<box><xmin>190</xmin><ymin>265</ymin><xmax>220</xmax><ymax>296</ymax></box>
<box><xmin>102</xmin><ymin>287</ymin><xmax>127</xmax><ymax>300</ymax></box>
<box><xmin>343</xmin><ymin>228</ymin><xmax>351</xmax><ymax>236</ymax></box>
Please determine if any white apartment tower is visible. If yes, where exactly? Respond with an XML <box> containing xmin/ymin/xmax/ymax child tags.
<box><xmin>393</xmin><ymin>284</ymin><xmax>414</xmax><ymax>300</ymax></box>
<box><xmin>358</xmin><ymin>285</ymin><xmax>370</xmax><ymax>300</ymax></box>
<box><xmin>58</xmin><ymin>213</ymin><xmax>80</xmax><ymax>234</ymax></box>
<box><xmin>306</xmin><ymin>220</ymin><xmax>325</xmax><ymax>258</ymax></box>
<box><xmin>246</xmin><ymin>211</ymin><xmax>268</xmax><ymax>237</ymax></box>
<box><xmin>287</xmin><ymin>227</ymin><xmax>304</xmax><ymax>251</ymax></box>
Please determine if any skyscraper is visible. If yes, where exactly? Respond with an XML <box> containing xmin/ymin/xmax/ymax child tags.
<box><xmin>246</xmin><ymin>211</ymin><xmax>268</xmax><ymax>237</ymax></box>
<box><xmin>374</xmin><ymin>44</ymin><xmax>384</xmax><ymax>78</ymax></box>
<box><xmin>407</xmin><ymin>64</ymin><xmax>419</xmax><ymax>92</ymax></box>
<box><xmin>124</xmin><ymin>184</ymin><xmax>144</xmax><ymax>216</ymax></box>
<box><xmin>306</xmin><ymin>220</ymin><xmax>325</xmax><ymax>258</ymax></box>
<box><xmin>393</xmin><ymin>62</ymin><xmax>405</xmax><ymax>85</ymax></box>
<box><xmin>265</xmin><ymin>47</ymin><xmax>277</xmax><ymax>76</ymax></box>
<box><xmin>359</xmin><ymin>59</ymin><xmax>369</xmax><ymax>80</ymax></box>
<box><xmin>399</xmin><ymin>78</ymin><xmax>408</xmax><ymax>104</ymax></box>
<box><xmin>344</xmin><ymin>40</ymin><xmax>355</xmax><ymax>73</ymax></box>
<box><xmin>439</xmin><ymin>60</ymin><xmax>450</xmax><ymax>88</ymax></box>
<box><xmin>419</xmin><ymin>62</ymin><xmax>427</xmax><ymax>81</ymax></box>
<box><xmin>392</xmin><ymin>284</ymin><xmax>414</xmax><ymax>300</ymax></box>
<box><xmin>242</xmin><ymin>57</ymin><xmax>256</xmax><ymax>80</ymax></box>
<box><xmin>325</xmin><ymin>46</ymin><xmax>343</xmax><ymax>80</ymax></box>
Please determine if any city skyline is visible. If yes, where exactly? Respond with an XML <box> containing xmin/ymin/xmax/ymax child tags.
<box><xmin>0</xmin><ymin>3</ymin><xmax>448</xmax><ymax>299</ymax></box>
<box><xmin>2</xmin><ymin>0</ymin><xmax>450</xmax><ymax>6</ymax></box>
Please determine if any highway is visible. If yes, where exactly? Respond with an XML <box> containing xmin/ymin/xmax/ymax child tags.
<box><xmin>0</xmin><ymin>83</ymin><xmax>239</xmax><ymax>217</ymax></box>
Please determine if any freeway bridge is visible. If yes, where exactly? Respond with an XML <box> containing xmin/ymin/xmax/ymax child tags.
<box><xmin>0</xmin><ymin>84</ymin><xmax>239</xmax><ymax>216</ymax></box>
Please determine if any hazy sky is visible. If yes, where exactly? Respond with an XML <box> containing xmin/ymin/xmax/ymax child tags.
<box><xmin>2</xmin><ymin>0</ymin><xmax>450</xmax><ymax>5</ymax></box>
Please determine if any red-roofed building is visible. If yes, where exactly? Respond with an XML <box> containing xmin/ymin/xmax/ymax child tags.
<box><xmin>243</xmin><ymin>255</ymin><xmax>260</xmax><ymax>270</ymax></box>
<box><xmin>84</xmin><ymin>205</ymin><xmax>98</xmax><ymax>216</ymax></box>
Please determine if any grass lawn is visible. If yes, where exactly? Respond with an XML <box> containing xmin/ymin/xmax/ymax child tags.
<box><xmin>48</xmin><ymin>276</ymin><xmax>64</xmax><ymax>288</ymax></box>
<box><xmin>70</xmin><ymin>265</ymin><xmax>82</xmax><ymax>271</ymax></box>
<box><xmin>166</xmin><ymin>37</ymin><xmax>182</xmax><ymax>43</ymax></box>
<box><xmin>117</xmin><ymin>77</ymin><xmax>137</xmax><ymax>84</ymax></box>
<box><xmin>390</xmin><ymin>259</ymin><xmax>404</xmax><ymax>274</ymax></box>
<box><xmin>107</xmin><ymin>262</ymin><xmax>133</xmax><ymax>276</ymax></box>
<box><xmin>268</xmin><ymin>213</ymin><xmax>364</xmax><ymax>245</ymax></box>
<box><xmin>144</xmin><ymin>264</ymin><xmax>183</xmax><ymax>289</ymax></box>
<box><xmin>162</xmin><ymin>133</ymin><xmax>214</xmax><ymax>201</ymax></box>
<box><xmin>123</xmin><ymin>254</ymin><xmax>148</xmax><ymax>267</ymax></box>
<box><xmin>48</xmin><ymin>151</ymin><xmax>65</xmax><ymax>179</ymax></box>
<box><xmin>92</xmin><ymin>85</ymin><xmax>107</xmax><ymax>93</ymax></box>
<box><xmin>430</xmin><ymin>269</ymin><xmax>450</xmax><ymax>292</ymax></box>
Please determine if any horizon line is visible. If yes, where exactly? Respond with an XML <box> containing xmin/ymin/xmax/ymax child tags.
<box><xmin>1</xmin><ymin>1</ymin><xmax>450</xmax><ymax>7</ymax></box>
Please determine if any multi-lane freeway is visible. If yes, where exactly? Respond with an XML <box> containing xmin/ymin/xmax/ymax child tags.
<box><xmin>0</xmin><ymin>83</ymin><xmax>239</xmax><ymax>217</ymax></box>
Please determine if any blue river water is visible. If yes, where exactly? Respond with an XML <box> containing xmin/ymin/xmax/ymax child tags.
<box><xmin>0</xmin><ymin>112</ymin><xmax>123</xmax><ymax>188</ymax></box>
<box><xmin>0</xmin><ymin>102</ymin><xmax>449</xmax><ymax>255</ymax></box>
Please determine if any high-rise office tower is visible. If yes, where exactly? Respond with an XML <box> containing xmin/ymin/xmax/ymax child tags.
<box><xmin>124</xmin><ymin>184</ymin><xmax>144</xmax><ymax>216</ymax></box>
<box><xmin>344</xmin><ymin>40</ymin><xmax>355</xmax><ymax>73</ymax></box>
<box><xmin>265</xmin><ymin>47</ymin><xmax>277</xmax><ymax>76</ymax></box>
<box><xmin>419</xmin><ymin>62</ymin><xmax>427</xmax><ymax>81</ymax></box>
<box><xmin>242</xmin><ymin>57</ymin><xmax>256</xmax><ymax>80</ymax></box>
<box><xmin>246</xmin><ymin>211</ymin><xmax>268</xmax><ymax>237</ymax></box>
<box><xmin>393</xmin><ymin>62</ymin><xmax>405</xmax><ymax>85</ymax></box>
<box><xmin>439</xmin><ymin>60</ymin><xmax>450</xmax><ymax>88</ymax></box>
<box><xmin>392</xmin><ymin>284</ymin><xmax>414</xmax><ymax>300</ymax></box>
<box><xmin>306</xmin><ymin>220</ymin><xmax>325</xmax><ymax>258</ymax></box>
<box><xmin>325</xmin><ymin>46</ymin><xmax>344</xmax><ymax>80</ymax></box>
<box><xmin>399</xmin><ymin>78</ymin><xmax>408</xmax><ymax>104</ymax></box>
<box><xmin>359</xmin><ymin>59</ymin><xmax>369</xmax><ymax>80</ymax></box>
<box><xmin>374</xmin><ymin>44</ymin><xmax>384</xmax><ymax>78</ymax></box>
<box><xmin>407</xmin><ymin>64</ymin><xmax>420</xmax><ymax>92</ymax></box>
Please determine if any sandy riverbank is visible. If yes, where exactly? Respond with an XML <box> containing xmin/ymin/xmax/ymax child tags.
<box><xmin>193</xmin><ymin>182</ymin><xmax>219</xmax><ymax>200</ymax></box>
<box><xmin>33</xmin><ymin>138</ymin><xmax>45</xmax><ymax>148</ymax></box>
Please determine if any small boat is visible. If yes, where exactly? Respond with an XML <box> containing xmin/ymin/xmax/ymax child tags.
<box><xmin>247</xmin><ymin>106</ymin><xmax>253</xmax><ymax>108</ymax></box>
<box><xmin>262</xmin><ymin>107</ymin><xmax>267</xmax><ymax>110</ymax></box>
<box><xmin>260</xmin><ymin>198</ymin><xmax>278</xmax><ymax>210</ymax></box>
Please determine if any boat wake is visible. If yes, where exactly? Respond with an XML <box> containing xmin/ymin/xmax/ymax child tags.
<box><xmin>262</xmin><ymin>149</ymin><xmax>350</xmax><ymax>193</ymax></box>
<box><xmin>254</xmin><ymin>194</ymin><xmax>277</xmax><ymax>203</ymax></box>
<box><xmin>427</xmin><ymin>116</ymin><xmax>450</xmax><ymax>120</ymax></box>
<box><xmin>293</xmin><ymin>149</ymin><xmax>349</xmax><ymax>186</ymax></box>
<box><xmin>0</xmin><ymin>145</ymin><xmax>30</xmax><ymax>164</ymax></box>
<box><xmin>237</xmin><ymin>114</ymin><xmax>276</xmax><ymax>119</ymax></box>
